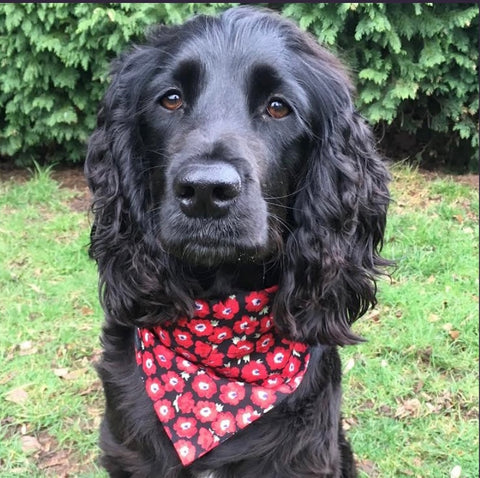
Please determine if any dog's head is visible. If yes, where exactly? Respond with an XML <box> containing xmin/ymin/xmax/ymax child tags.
<box><xmin>86</xmin><ymin>7</ymin><xmax>390</xmax><ymax>345</ymax></box>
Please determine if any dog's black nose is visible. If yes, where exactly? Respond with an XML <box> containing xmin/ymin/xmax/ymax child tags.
<box><xmin>173</xmin><ymin>163</ymin><xmax>242</xmax><ymax>218</ymax></box>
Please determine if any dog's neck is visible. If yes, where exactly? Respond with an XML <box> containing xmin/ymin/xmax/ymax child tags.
<box><xmin>188</xmin><ymin>262</ymin><xmax>280</xmax><ymax>298</ymax></box>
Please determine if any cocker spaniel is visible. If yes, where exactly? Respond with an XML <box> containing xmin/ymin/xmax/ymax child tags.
<box><xmin>85</xmin><ymin>6</ymin><xmax>390</xmax><ymax>478</ymax></box>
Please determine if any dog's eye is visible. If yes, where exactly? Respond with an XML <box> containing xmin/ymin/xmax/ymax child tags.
<box><xmin>159</xmin><ymin>90</ymin><xmax>183</xmax><ymax>111</ymax></box>
<box><xmin>266</xmin><ymin>98</ymin><xmax>291</xmax><ymax>119</ymax></box>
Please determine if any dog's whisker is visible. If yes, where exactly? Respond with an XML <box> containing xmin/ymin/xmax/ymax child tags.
<box><xmin>263</xmin><ymin>183</ymin><xmax>309</xmax><ymax>201</ymax></box>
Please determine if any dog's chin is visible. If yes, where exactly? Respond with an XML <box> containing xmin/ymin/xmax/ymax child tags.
<box><xmin>162</xmin><ymin>240</ymin><xmax>271</xmax><ymax>267</ymax></box>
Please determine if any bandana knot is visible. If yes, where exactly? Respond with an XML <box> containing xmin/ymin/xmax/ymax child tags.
<box><xmin>135</xmin><ymin>285</ymin><xmax>310</xmax><ymax>465</ymax></box>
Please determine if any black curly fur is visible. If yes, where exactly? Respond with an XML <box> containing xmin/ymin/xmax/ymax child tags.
<box><xmin>85</xmin><ymin>7</ymin><xmax>390</xmax><ymax>477</ymax></box>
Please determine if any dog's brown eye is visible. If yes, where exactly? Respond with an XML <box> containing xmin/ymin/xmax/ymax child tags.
<box><xmin>266</xmin><ymin>98</ymin><xmax>291</xmax><ymax>119</ymax></box>
<box><xmin>159</xmin><ymin>90</ymin><xmax>183</xmax><ymax>111</ymax></box>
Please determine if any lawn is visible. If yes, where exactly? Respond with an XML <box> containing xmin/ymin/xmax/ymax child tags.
<box><xmin>0</xmin><ymin>164</ymin><xmax>478</xmax><ymax>477</ymax></box>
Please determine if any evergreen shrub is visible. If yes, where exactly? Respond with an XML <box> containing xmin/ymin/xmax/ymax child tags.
<box><xmin>281</xmin><ymin>2</ymin><xmax>479</xmax><ymax>170</ymax></box>
<box><xmin>0</xmin><ymin>3</ymin><xmax>478</xmax><ymax>170</ymax></box>
<box><xmin>0</xmin><ymin>3</ymin><xmax>233</xmax><ymax>165</ymax></box>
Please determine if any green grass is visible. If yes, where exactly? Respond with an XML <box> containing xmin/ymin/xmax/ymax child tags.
<box><xmin>0</xmin><ymin>168</ymin><xmax>105</xmax><ymax>476</ymax></box>
<box><xmin>0</xmin><ymin>165</ymin><xmax>478</xmax><ymax>477</ymax></box>
<box><xmin>342</xmin><ymin>165</ymin><xmax>479</xmax><ymax>477</ymax></box>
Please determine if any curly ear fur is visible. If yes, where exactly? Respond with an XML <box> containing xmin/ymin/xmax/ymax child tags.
<box><xmin>273</xmin><ymin>34</ymin><xmax>391</xmax><ymax>346</ymax></box>
<box><xmin>85</xmin><ymin>40</ymin><xmax>196</xmax><ymax>327</ymax></box>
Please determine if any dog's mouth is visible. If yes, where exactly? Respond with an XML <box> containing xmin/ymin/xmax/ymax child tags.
<box><xmin>161</xmin><ymin>233</ymin><xmax>271</xmax><ymax>267</ymax></box>
<box><xmin>157</xmin><ymin>185</ymin><xmax>273</xmax><ymax>266</ymax></box>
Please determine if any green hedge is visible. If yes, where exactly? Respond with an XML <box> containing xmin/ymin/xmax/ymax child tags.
<box><xmin>282</xmin><ymin>3</ymin><xmax>479</xmax><ymax>170</ymax></box>
<box><xmin>0</xmin><ymin>3</ymin><xmax>478</xmax><ymax>170</ymax></box>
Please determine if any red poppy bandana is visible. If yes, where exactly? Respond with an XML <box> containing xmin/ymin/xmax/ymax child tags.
<box><xmin>135</xmin><ymin>285</ymin><xmax>310</xmax><ymax>466</ymax></box>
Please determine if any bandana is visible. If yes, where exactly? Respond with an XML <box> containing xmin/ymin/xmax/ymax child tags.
<box><xmin>135</xmin><ymin>285</ymin><xmax>310</xmax><ymax>466</ymax></box>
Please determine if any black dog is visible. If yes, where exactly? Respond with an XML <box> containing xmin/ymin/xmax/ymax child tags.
<box><xmin>85</xmin><ymin>6</ymin><xmax>390</xmax><ymax>478</ymax></box>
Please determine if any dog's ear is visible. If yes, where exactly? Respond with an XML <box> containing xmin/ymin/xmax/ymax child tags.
<box><xmin>274</xmin><ymin>39</ymin><xmax>391</xmax><ymax>346</ymax></box>
<box><xmin>85</xmin><ymin>36</ymin><xmax>193</xmax><ymax>326</ymax></box>
<box><xmin>85</xmin><ymin>43</ymin><xmax>162</xmax><ymax>227</ymax></box>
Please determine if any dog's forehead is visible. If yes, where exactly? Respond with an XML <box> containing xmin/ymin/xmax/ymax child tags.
<box><xmin>178</xmin><ymin>18</ymin><xmax>289</xmax><ymax>72</ymax></box>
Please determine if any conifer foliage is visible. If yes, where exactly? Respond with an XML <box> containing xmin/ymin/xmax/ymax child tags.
<box><xmin>0</xmin><ymin>3</ymin><xmax>477</xmax><ymax>169</ymax></box>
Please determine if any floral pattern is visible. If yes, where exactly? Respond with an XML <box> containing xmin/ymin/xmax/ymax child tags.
<box><xmin>135</xmin><ymin>285</ymin><xmax>310</xmax><ymax>466</ymax></box>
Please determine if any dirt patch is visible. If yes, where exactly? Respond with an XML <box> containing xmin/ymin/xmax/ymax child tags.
<box><xmin>420</xmin><ymin>171</ymin><xmax>479</xmax><ymax>189</ymax></box>
<box><xmin>51</xmin><ymin>165</ymin><xmax>87</xmax><ymax>190</ymax></box>
<box><xmin>0</xmin><ymin>163</ymin><xmax>92</xmax><ymax>212</ymax></box>
<box><xmin>455</xmin><ymin>174</ymin><xmax>478</xmax><ymax>189</ymax></box>
<box><xmin>0</xmin><ymin>163</ymin><xmax>87</xmax><ymax>186</ymax></box>
<box><xmin>51</xmin><ymin>165</ymin><xmax>91</xmax><ymax>212</ymax></box>
<box><xmin>31</xmin><ymin>430</ymin><xmax>98</xmax><ymax>477</ymax></box>
<box><xmin>1</xmin><ymin>163</ymin><xmax>477</xmax><ymax>213</ymax></box>
<box><xmin>0</xmin><ymin>164</ymin><xmax>31</xmax><ymax>183</ymax></box>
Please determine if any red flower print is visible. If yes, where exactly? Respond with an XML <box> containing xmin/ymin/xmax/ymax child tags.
<box><xmin>219</xmin><ymin>382</ymin><xmax>245</xmax><ymax>405</ymax></box>
<box><xmin>259</xmin><ymin>315</ymin><xmax>274</xmax><ymax>333</ymax></box>
<box><xmin>208</xmin><ymin>326</ymin><xmax>233</xmax><ymax>344</ymax></box>
<box><xmin>161</xmin><ymin>371</ymin><xmax>185</xmax><ymax>393</ymax></box>
<box><xmin>212</xmin><ymin>297</ymin><xmax>239</xmax><ymax>320</ymax></box>
<box><xmin>264</xmin><ymin>285</ymin><xmax>279</xmax><ymax>294</ymax></box>
<box><xmin>173</xmin><ymin>417</ymin><xmax>198</xmax><ymax>438</ymax></box>
<box><xmin>266</xmin><ymin>346</ymin><xmax>291</xmax><ymax>370</ymax></box>
<box><xmin>177</xmin><ymin>392</ymin><xmax>195</xmax><ymax>413</ymax></box>
<box><xmin>192</xmin><ymin>373</ymin><xmax>218</xmax><ymax>398</ymax></box>
<box><xmin>277</xmin><ymin>382</ymin><xmax>292</xmax><ymax>394</ymax></box>
<box><xmin>217</xmin><ymin>366</ymin><xmax>240</xmax><ymax>379</ymax></box>
<box><xmin>134</xmin><ymin>288</ymin><xmax>311</xmax><ymax>465</ymax></box>
<box><xmin>197</xmin><ymin>427</ymin><xmax>215</xmax><ymax>450</ymax></box>
<box><xmin>204</xmin><ymin>349</ymin><xmax>225</xmax><ymax>368</ymax></box>
<box><xmin>193</xmin><ymin>401</ymin><xmax>218</xmax><ymax>423</ymax></box>
<box><xmin>233</xmin><ymin>316</ymin><xmax>259</xmax><ymax>335</ymax></box>
<box><xmin>176</xmin><ymin>356</ymin><xmax>197</xmax><ymax>374</ymax></box>
<box><xmin>227</xmin><ymin>340</ymin><xmax>254</xmax><ymax>359</ymax></box>
<box><xmin>174</xmin><ymin>439</ymin><xmax>196</xmax><ymax>465</ymax></box>
<box><xmin>187</xmin><ymin>319</ymin><xmax>213</xmax><ymax>337</ymax></box>
<box><xmin>175</xmin><ymin>347</ymin><xmax>196</xmax><ymax>362</ymax></box>
<box><xmin>255</xmin><ymin>333</ymin><xmax>274</xmax><ymax>353</ymax></box>
<box><xmin>262</xmin><ymin>373</ymin><xmax>283</xmax><ymax>389</ymax></box>
<box><xmin>240</xmin><ymin>361</ymin><xmax>268</xmax><ymax>382</ymax></box>
<box><xmin>285</xmin><ymin>356</ymin><xmax>301</xmax><ymax>377</ymax></box>
<box><xmin>251</xmin><ymin>388</ymin><xmax>277</xmax><ymax>409</ymax></box>
<box><xmin>292</xmin><ymin>342</ymin><xmax>308</xmax><ymax>354</ymax></box>
<box><xmin>211</xmin><ymin>411</ymin><xmax>236</xmax><ymax>437</ymax></box>
<box><xmin>141</xmin><ymin>328</ymin><xmax>155</xmax><ymax>347</ymax></box>
<box><xmin>173</xmin><ymin>329</ymin><xmax>193</xmax><ymax>348</ymax></box>
<box><xmin>153</xmin><ymin>344</ymin><xmax>174</xmax><ymax>369</ymax></box>
<box><xmin>245</xmin><ymin>290</ymin><xmax>269</xmax><ymax>312</ymax></box>
<box><xmin>194</xmin><ymin>341</ymin><xmax>212</xmax><ymax>358</ymax></box>
<box><xmin>145</xmin><ymin>377</ymin><xmax>165</xmax><ymax>401</ymax></box>
<box><xmin>235</xmin><ymin>405</ymin><xmax>260</xmax><ymax>427</ymax></box>
<box><xmin>142</xmin><ymin>351</ymin><xmax>157</xmax><ymax>376</ymax></box>
<box><xmin>176</xmin><ymin>316</ymin><xmax>189</xmax><ymax>327</ymax></box>
<box><xmin>154</xmin><ymin>399</ymin><xmax>175</xmax><ymax>422</ymax></box>
<box><xmin>158</xmin><ymin>328</ymin><xmax>171</xmax><ymax>346</ymax></box>
<box><xmin>193</xmin><ymin>299</ymin><xmax>210</xmax><ymax>318</ymax></box>
<box><xmin>153</xmin><ymin>326</ymin><xmax>171</xmax><ymax>347</ymax></box>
